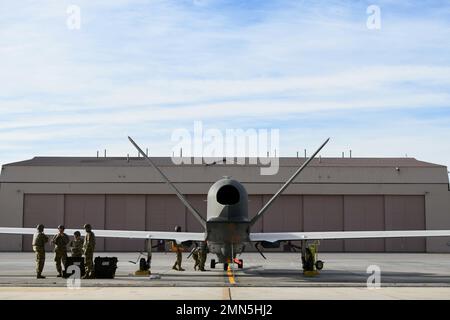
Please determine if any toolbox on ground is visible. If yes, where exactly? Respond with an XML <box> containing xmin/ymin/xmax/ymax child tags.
<box><xmin>64</xmin><ymin>257</ymin><xmax>85</xmax><ymax>278</ymax></box>
<box><xmin>94</xmin><ymin>257</ymin><xmax>118</xmax><ymax>279</ymax></box>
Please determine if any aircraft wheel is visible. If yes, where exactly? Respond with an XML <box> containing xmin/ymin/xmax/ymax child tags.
<box><xmin>315</xmin><ymin>260</ymin><xmax>324</xmax><ymax>270</ymax></box>
<box><xmin>223</xmin><ymin>263</ymin><xmax>228</xmax><ymax>271</ymax></box>
<box><xmin>238</xmin><ymin>259</ymin><xmax>243</xmax><ymax>269</ymax></box>
<box><xmin>139</xmin><ymin>258</ymin><xmax>148</xmax><ymax>271</ymax></box>
<box><xmin>210</xmin><ymin>259</ymin><xmax>216</xmax><ymax>269</ymax></box>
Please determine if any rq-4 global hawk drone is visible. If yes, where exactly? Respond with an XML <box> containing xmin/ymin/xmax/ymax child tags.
<box><xmin>2</xmin><ymin>137</ymin><xmax>450</xmax><ymax>273</ymax></box>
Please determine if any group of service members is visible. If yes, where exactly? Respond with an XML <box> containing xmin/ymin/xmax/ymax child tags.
<box><xmin>171</xmin><ymin>225</ymin><xmax>207</xmax><ymax>272</ymax></box>
<box><xmin>32</xmin><ymin>223</ymin><xmax>96</xmax><ymax>279</ymax></box>
<box><xmin>33</xmin><ymin>223</ymin><xmax>208</xmax><ymax>278</ymax></box>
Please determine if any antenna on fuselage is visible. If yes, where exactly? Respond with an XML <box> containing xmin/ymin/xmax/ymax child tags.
<box><xmin>128</xmin><ymin>136</ymin><xmax>207</xmax><ymax>229</ymax></box>
<box><xmin>249</xmin><ymin>138</ymin><xmax>330</xmax><ymax>226</ymax></box>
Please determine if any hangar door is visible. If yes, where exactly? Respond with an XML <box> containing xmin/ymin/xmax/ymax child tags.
<box><xmin>65</xmin><ymin>195</ymin><xmax>106</xmax><ymax>251</ymax></box>
<box><xmin>302</xmin><ymin>195</ymin><xmax>426</xmax><ymax>252</ymax></box>
<box><xmin>384</xmin><ymin>195</ymin><xmax>426</xmax><ymax>252</ymax></box>
<box><xmin>303</xmin><ymin>195</ymin><xmax>344</xmax><ymax>252</ymax></box>
<box><xmin>104</xmin><ymin>195</ymin><xmax>146</xmax><ymax>251</ymax></box>
<box><xmin>22</xmin><ymin>194</ymin><xmax>426</xmax><ymax>252</ymax></box>
<box><xmin>343</xmin><ymin>195</ymin><xmax>385</xmax><ymax>252</ymax></box>
<box><xmin>22</xmin><ymin>194</ymin><xmax>64</xmax><ymax>252</ymax></box>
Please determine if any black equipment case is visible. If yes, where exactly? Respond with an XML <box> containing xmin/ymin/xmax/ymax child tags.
<box><xmin>64</xmin><ymin>256</ymin><xmax>85</xmax><ymax>278</ymax></box>
<box><xmin>94</xmin><ymin>257</ymin><xmax>118</xmax><ymax>279</ymax></box>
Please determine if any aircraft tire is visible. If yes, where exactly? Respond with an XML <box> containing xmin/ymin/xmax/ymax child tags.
<box><xmin>315</xmin><ymin>260</ymin><xmax>324</xmax><ymax>270</ymax></box>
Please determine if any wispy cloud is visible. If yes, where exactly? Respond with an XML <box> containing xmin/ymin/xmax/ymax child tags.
<box><xmin>0</xmin><ymin>0</ymin><xmax>449</xmax><ymax>170</ymax></box>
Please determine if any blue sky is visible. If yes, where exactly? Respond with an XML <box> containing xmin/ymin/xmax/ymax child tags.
<box><xmin>0</xmin><ymin>0</ymin><xmax>450</xmax><ymax>170</ymax></box>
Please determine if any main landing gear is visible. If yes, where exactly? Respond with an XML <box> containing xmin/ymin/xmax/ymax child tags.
<box><xmin>301</xmin><ymin>241</ymin><xmax>324</xmax><ymax>276</ymax></box>
<box><xmin>210</xmin><ymin>258</ymin><xmax>244</xmax><ymax>271</ymax></box>
<box><xmin>131</xmin><ymin>239</ymin><xmax>152</xmax><ymax>276</ymax></box>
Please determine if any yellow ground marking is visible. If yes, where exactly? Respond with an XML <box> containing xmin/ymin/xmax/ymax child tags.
<box><xmin>227</xmin><ymin>265</ymin><xmax>236</xmax><ymax>285</ymax></box>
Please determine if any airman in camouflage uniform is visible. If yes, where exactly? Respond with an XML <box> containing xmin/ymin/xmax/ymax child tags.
<box><xmin>171</xmin><ymin>226</ymin><xmax>185</xmax><ymax>271</ymax></box>
<box><xmin>52</xmin><ymin>225</ymin><xmax>70</xmax><ymax>277</ymax></box>
<box><xmin>198</xmin><ymin>242</ymin><xmax>207</xmax><ymax>272</ymax></box>
<box><xmin>70</xmin><ymin>231</ymin><xmax>83</xmax><ymax>258</ymax></box>
<box><xmin>192</xmin><ymin>248</ymin><xmax>199</xmax><ymax>271</ymax></box>
<box><xmin>82</xmin><ymin>224</ymin><xmax>96</xmax><ymax>279</ymax></box>
<box><xmin>32</xmin><ymin>224</ymin><xmax>49</xmax><ymax>279</ymax></box>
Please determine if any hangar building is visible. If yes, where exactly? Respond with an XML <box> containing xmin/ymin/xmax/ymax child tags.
<box><xmin>0</xmin><ymin>156</ymin><xmax>449</xmax><ymax>252</ymax></box>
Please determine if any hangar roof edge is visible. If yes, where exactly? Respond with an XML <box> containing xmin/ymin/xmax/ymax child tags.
<box><xmin>2</xmin><ymin>157</ymin><xmax>445</xmax><ymax>168</ymax></box>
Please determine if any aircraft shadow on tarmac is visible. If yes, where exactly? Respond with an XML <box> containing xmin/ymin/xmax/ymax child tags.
<box><xmin>239</xmin><ymin>266</ymin><xmax>450</xmax><ymax>284</ymax></box>
<box><xmin>1</xmin><ymin>267</ymin><xmax>449</xmax><ymax>286</ymax></box>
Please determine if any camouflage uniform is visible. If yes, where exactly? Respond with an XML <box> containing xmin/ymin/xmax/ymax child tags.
<box><xmin>70</xmin><ymin>238</ymin><xmax>83</xmax><ymax>258</ymax></box>
<box><xmin>32</xmin><ymin>232</ymin><xmax>48</xmax><ymax>277</ymax></box>
<box><xmin>198</xmin><ymin>242</ymin><xmax>207</xmax><ymax>271</ymax></box>
<box><xmin>192</xmin><ymin>248</ymin><xmax>200</xmax><ymax>271</ymax></box>
<box><xmin>171</xmin><ymin>241</ymin><xmax>184</xmax><ymax>271</ymax></box>
<box><xmin>83</xmin><ymin>231</ymin><xmax>96</xmax><ymax>278</ymax></box>
<box><xmin>52</xmin><ymin>233</ymin><xmax>70</xmax><ymax>276</ymax></box>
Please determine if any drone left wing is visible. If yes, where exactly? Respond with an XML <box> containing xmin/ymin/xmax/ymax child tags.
<box><xmin>0</xmin><ymin>227</ymin><xmax>205</xmax><ymax>244</ymax></box>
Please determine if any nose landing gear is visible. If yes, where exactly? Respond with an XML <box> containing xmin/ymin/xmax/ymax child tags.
<box><xmin>210</xmin><ymin>258</ymin><xmax>244</xmax><ymax>270</ymax></box>
<box><xmin>233</xmin><ymin>258</ymin><xmax>243</xmax><ymax>269</ymax></box>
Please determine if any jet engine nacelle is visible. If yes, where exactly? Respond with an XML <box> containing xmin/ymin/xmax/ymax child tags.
<box><xmin>206</xmin><ymin>177</ymin><xmax>248</xmax><ymax>223</ymax></box>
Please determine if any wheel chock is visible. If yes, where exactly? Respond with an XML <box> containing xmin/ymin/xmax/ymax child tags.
<box><xmin>303</xmin><ymin>270</ymin><xmax>319</xmax><ymax>277</ymax></box>
<box><xmin>135</xmin><ymin>269</ymin><xmax>151</xmax><ymax>276</ymax></box>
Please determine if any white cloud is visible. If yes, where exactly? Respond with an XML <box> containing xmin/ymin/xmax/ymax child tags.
<box><xmin>0</xmin><ymin>0</ymin><xmax>449</xmax><ymax>170</ymax></box>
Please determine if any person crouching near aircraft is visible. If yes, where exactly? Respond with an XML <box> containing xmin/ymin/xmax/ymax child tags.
<box><xmin>52</xmin><ymin>225</ymin><xmax>70</xmax><ymax>277</ymax></box>
<box><xmin>82</xmin><ymin>224</ymin><xmax>96</xmax><ymax>279</ymax></box>
<box><xmin>70</xmin><ymin>231</ymin><xmax>83</xmax><ymax>258</ymax></box>
<box><xmin>32</xmin><ymin>224</ymin><xmax>49</xmax><ymax>279</ymax></box>
<box><xmin>171</xmin><ymin>225</ymin><xmax>185</xmax><ymax>271</ymax></box>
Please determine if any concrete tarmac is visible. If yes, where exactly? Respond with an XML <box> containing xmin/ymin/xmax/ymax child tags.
<box><xmin>0</xmin><ymin>252</ymin><xmax>449</xmax><ymax>299</ymax></box>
